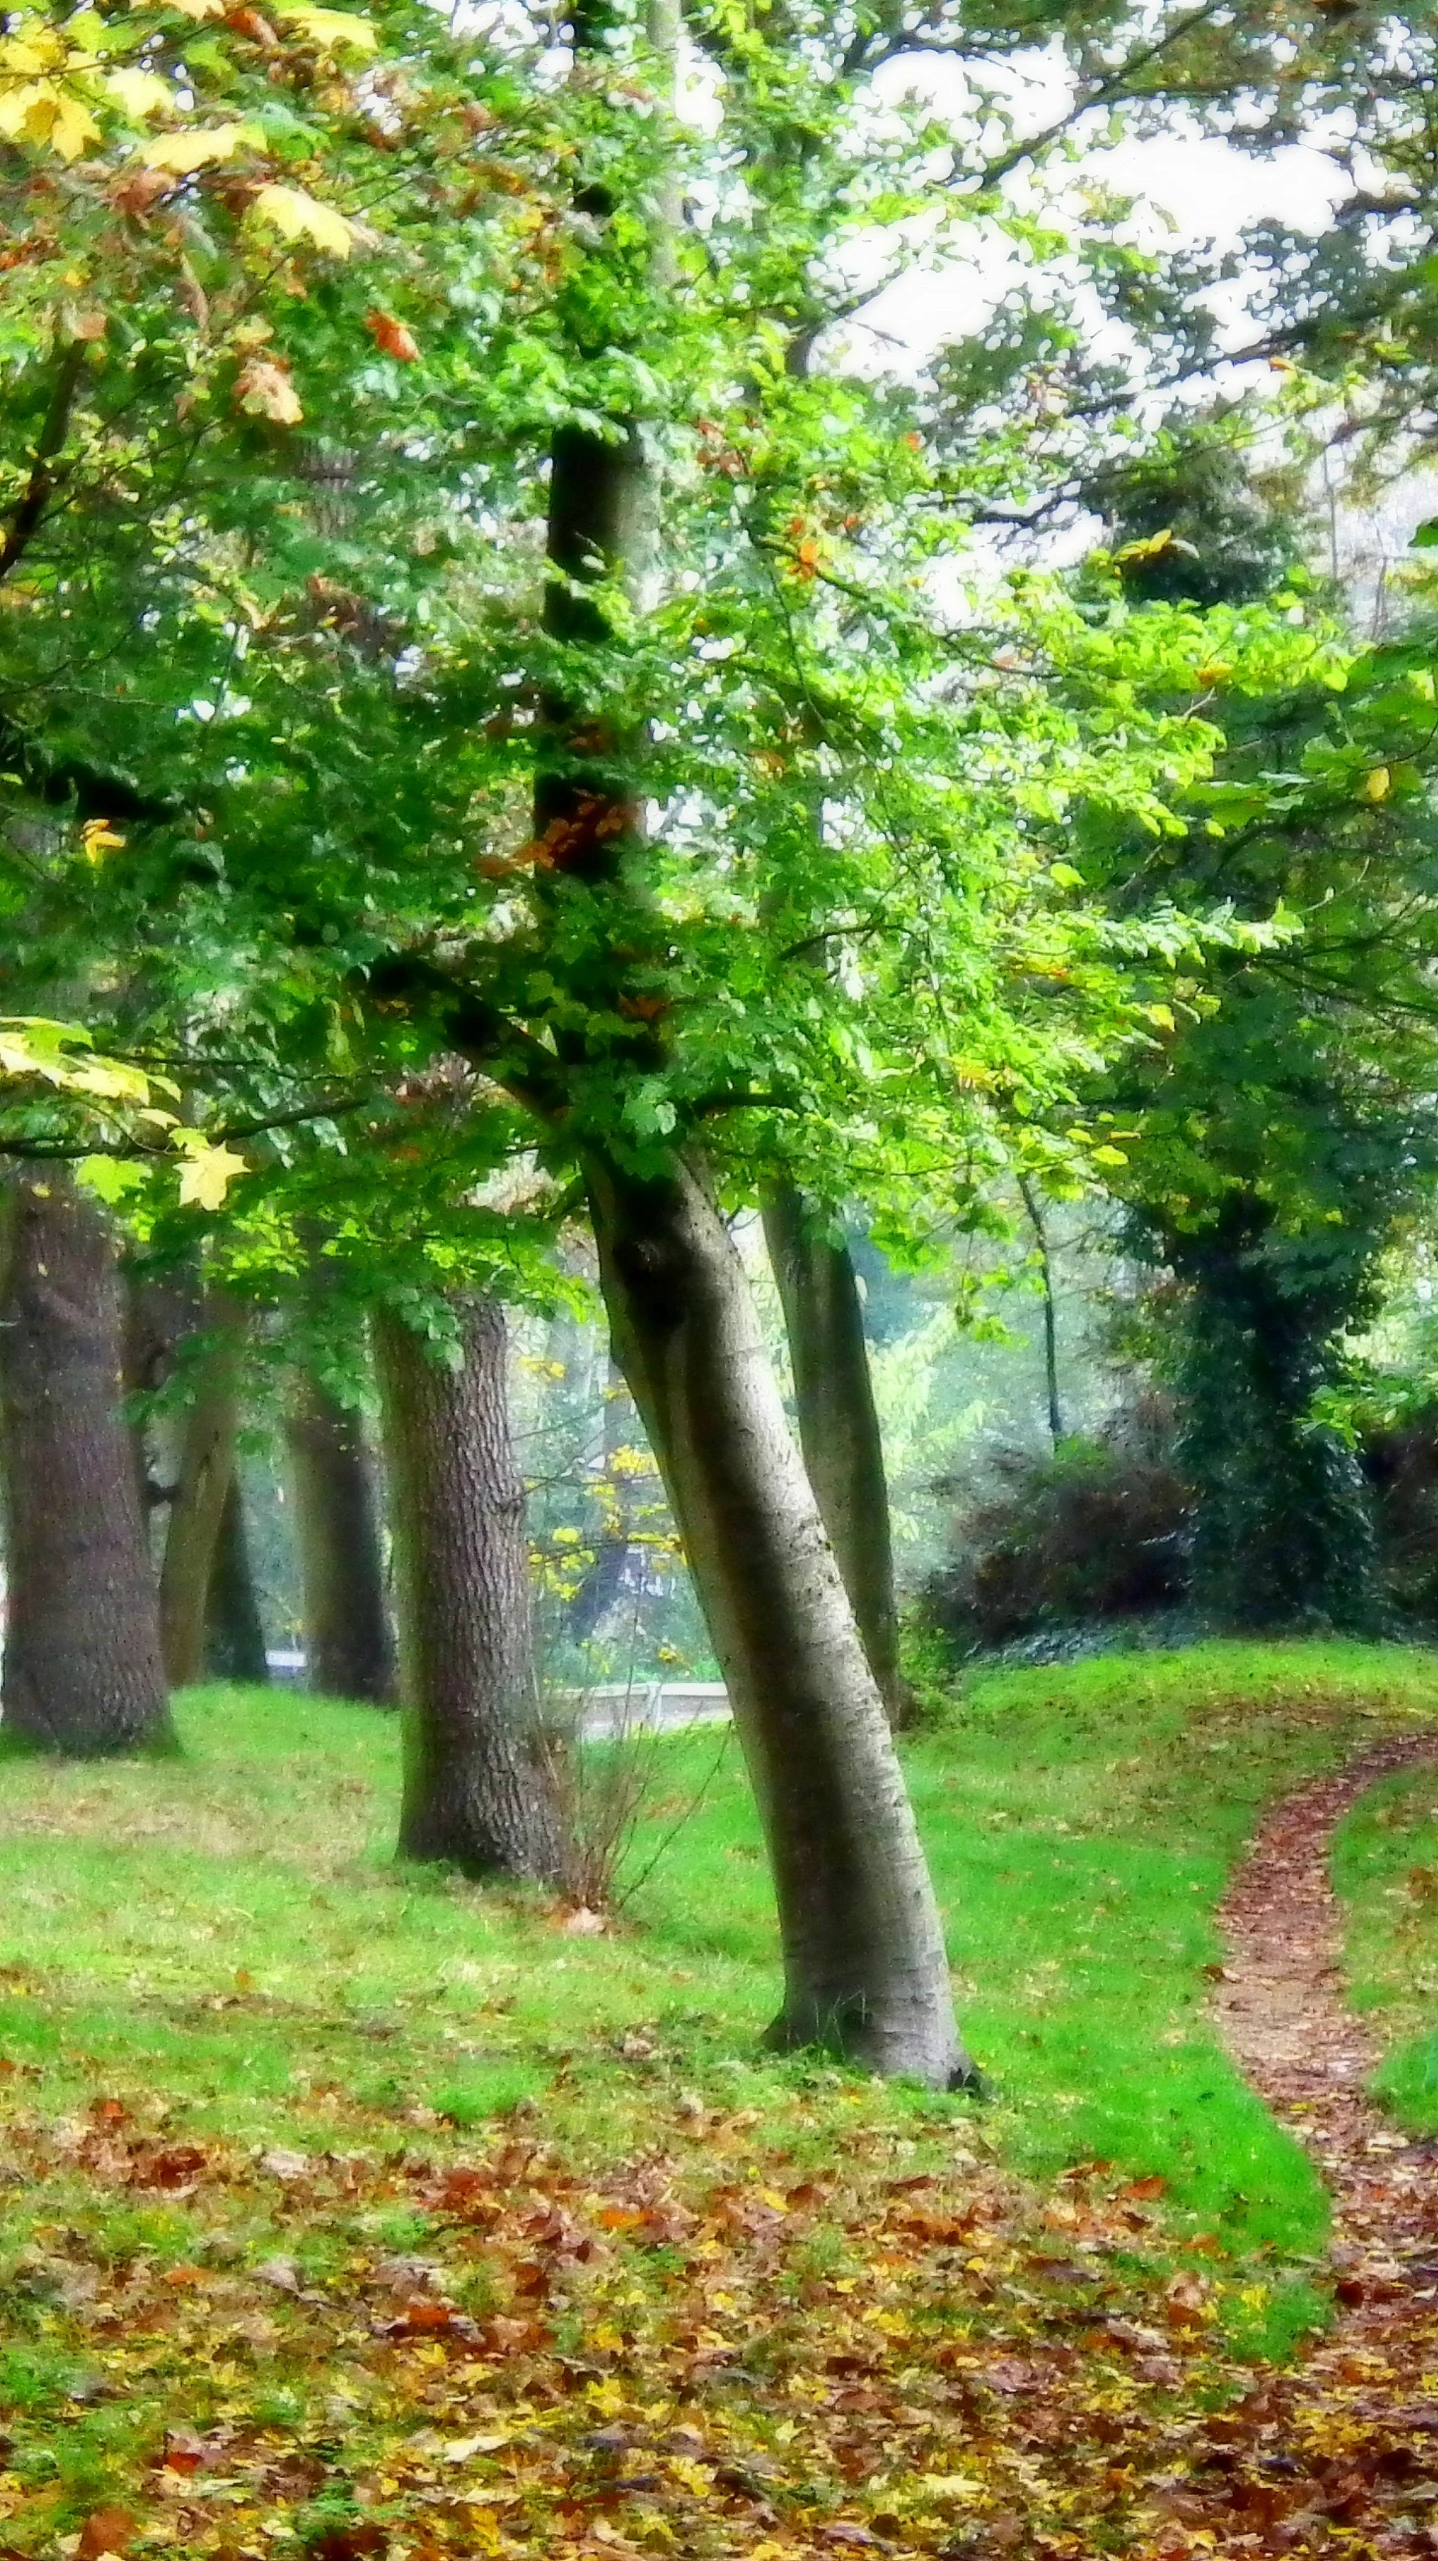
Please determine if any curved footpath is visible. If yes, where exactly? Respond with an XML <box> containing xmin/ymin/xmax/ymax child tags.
<box><xmin>1187</xmin><ymin>1735</ymin><xmax>1438</xmax><ymax>2555</ymax></box>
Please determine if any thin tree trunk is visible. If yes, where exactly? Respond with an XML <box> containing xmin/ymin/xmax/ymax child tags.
<box><xmin>0</xmin><ymin>1170</ymin><xmax>173</xmax><ymax>1754</ymax></box>
<box><xmin>763</xmin><ymin>1183</ymin><xmax>905</xmax><ymax>1724</ymax></box>
<box><xmin>286</xmin><ymin>1365</ymin><xmax>396</xmax><ymax>1704</ymax></box>
<box><xmin>158</xmin><ymin>1291</ymin><xmax>246</xmax><ymax>1689</ymax></box>
<box><xmin>375</xmin><ymin>1297</ymin><xmax>564</xmax><ymax>1882</ymax></box>
<box><xmin>566</xmin><ymin>1358</ymin><xmax>638</xmax><ymax>1644</ymax></box>
<box><xmin>1017</xmin><ymin>1175</ymin><xmax>1064</xmax><ymax>1451</ymax></box>
<box><xmin>589</xmin><ymin>1151</ymin><xmax>973</xmax><ymax>2086</ymax></box>
<box><xmin>204</xmin><ymin>1473</ymin><xmax>269</xmax><ymax>1684</ymax></box>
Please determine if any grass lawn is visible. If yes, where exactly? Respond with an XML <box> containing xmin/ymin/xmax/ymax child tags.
<box><xmin>0</xmin><ymin>1641</ymin><xmax>1433</xmax><ymax>2557</ymax></box>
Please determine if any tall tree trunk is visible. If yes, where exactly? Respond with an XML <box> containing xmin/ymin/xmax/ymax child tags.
<box><xmin>763</xmin><ymin>1183</ymin><xmax>905</xmax><ymax>1724</ymax></box>
<box><xmin>204</xmin><ymin>1472</ymin><xmax>269</xmax><ymax>1684</ymax></box>
<box><xmin>375</xmin><ymin>1297</ymin><xmax>564</xmax><ymax>1882</ymax></box>
<box><xmin>286</xmin><ymin>1366</ymin><xmax>396</xmax><ymax>1704</ymax></box>
<box><xmin>158</xmin><ymin>1291</ymin><xmax>246</xmax><ymax>1688</ymax></box>
<box><xmin>590</xmin><ymin>1152</ymin><xmax>973</xmax><ymax>2087</ymax></box>
<box><xmin>0</xmin><ymin>1170</ymin><xmax>173</xmax><ymax>1754</ymax></box>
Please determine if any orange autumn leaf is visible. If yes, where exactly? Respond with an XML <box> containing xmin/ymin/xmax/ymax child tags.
<box><xmin>366</xmin><ymin>307</ymin><xmax>419</xmax><ymax>362</ymax></box>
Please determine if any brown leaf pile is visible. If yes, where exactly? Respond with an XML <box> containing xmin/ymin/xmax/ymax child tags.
<box><xmin>0</xmin><ymin>2090</ymin><xmax>1262</xmax><ymax>2561</ymax></box>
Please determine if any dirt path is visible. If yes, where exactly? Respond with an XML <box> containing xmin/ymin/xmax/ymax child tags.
<box><xmin>1181</xmin><ymin>1735</ymin><xmax>1438</xmax><ymax>2555</ymax></box>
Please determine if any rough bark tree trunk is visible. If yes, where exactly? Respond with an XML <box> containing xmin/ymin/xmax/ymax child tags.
<box><xmin>158</xmin><ymin>1291</ymin><xmax>246</xmax><ymax>1689</ymax></box>
<box><xmin>590</xmin><ymin>1152</ymin><xmax>973</xmax><ymax>2086</ymax></box>
<box><xmin>763</xmin><ymin>1183</ymin><xmax>905</xmax><ymax>1725</ymax></box>
<box><xmin>204</xmin><ymin>1472</ymin><xmax>269</xmax><ymax>1683</ymax></box>
<box><xmin>0</xmin><ymin>1170</ymin><xmax>173</xmax><ymax>1754</ymax></box>
<box><xmin>375</xmin><ymin>1297</ymin><xmax>564</xmax><ymax>1882</ymax></box>
<box><xmin>286</xmin><ymin>1366</ymin><xmax>396</xmax><ymax>1704</ymax></box>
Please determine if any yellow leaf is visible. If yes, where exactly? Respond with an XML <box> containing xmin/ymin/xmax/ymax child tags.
<box><xmin>917</xmin><ymin>2476</ymin><xmax>983</xmax><ymax>2504</ymax></box>
<box><xmin>251</xmin><ymin>181</ymin><xmax>353</xmax><ymax>255</ymax></box>
<box><xmin>30</xmin><ymin>86</ymin><xmax>101</xmax><ymax>158</ymax></box>
<box><xmin>1364</xmin><ymin>764</ymin><xmax>1391</xmax><ymax>801</ymax></box>
<box><xmin>175</xmin><ymin>1138</ymin><xmax>248</xmax><ymax>1209</ymax></box>
<box><xmin>141</xmin><ymin>120</ymin><xmax>248</xmax><ymax>171</ymax></box>
<box><xmin>81</xmin><ymin>818</ymin><xmax>126</xmax><ymax>863</ymax></box>
<box><xmin>273</xmin><ymin>1</ymin><xmax>378</xmax><ymax>50</ymax></box>
<box><xmin>0</xmin><ymin>83</ymin><xmax>46</xmax><ymax>140</ymax></box>
<box><xmin>101</xmin><ymin>65</ymin><xmax>173</xmax><ymax>116</ymax></box>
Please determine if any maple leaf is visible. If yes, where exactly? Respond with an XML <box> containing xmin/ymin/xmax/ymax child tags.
<box><xmin>365</xmin><ymin>307</ymin><xmax>420</xmax><ymax>361</ymax></box>
<box><xmin>252</xmin><ymin>181</ymin><xmax>353</xmax><ymax>256</ymax></box>
<box><xmin>234</xmin><ymin>355</ymin><xmax>304</xmax><ymax>425</ymax></box>
<box><xmin>174</xmin><ymin>1135</ymin><xmax>249</xmax><ymax>1207</ymax></box>
<box><xmin>141</xmin><ymin>121</ymin><xmax>251</xmax><ymax>172</ymax></box>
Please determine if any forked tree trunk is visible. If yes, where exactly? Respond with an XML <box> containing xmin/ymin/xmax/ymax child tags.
<box><xmin>285</xmin><ymin>1366</ymin><xmax>396</xmax><ymax>1704</ymax></box>
<box><xmin>204</xmin><ymin>1473</ymin><xmax>269</xmax><ymax>1684</ymax></box>
<box><xmin>589</xmin><ymin>1152</ymin><xmax>973</xmax><ymax>2086</ymax></box>
<box><xmin>158</xmin><ymin>1292</ymin><xmax>246</xmax><ymax>1688</ymax></box>
<box><xmin>763</xmin><ymin>1183</ymin><xmax>905</xmax><ymax>1724</ymax></box>
<box><xmin>375</xmin><ymin>1297</ymin><xmax>564</xmax><ymax>1882</ymax></box>
<box><xmin>0</xmin><ymin>1170</ymin><xmax>173</xmax><ymax>1754</ymax></box>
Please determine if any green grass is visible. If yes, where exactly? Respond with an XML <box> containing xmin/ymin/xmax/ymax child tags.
<box><xmin>0</xmin><ymin>1640</ymin><xmax>1434</xmax><ymax>2339</ymax></box>
<box><xmin>1333</xmin><ymin>1751</ymin><xmax>1438</xmax><ymax>2132</ymax></box>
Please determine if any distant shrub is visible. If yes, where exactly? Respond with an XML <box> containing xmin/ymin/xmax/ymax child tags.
<box><xmin>926</xmin><ymin>1431</ymin><xmax>1191</xmax><ymax>1650</ymax></box>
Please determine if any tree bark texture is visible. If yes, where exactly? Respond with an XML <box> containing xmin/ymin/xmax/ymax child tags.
<box><xmin>204</xmin><ymin>1473</ymin><xmax>269</xmax><ymax>1684</ymax></box>
<box><xmin>157</xmin><ymin>1291</ymin><xmax>246</xmax><ymax>1689</ymax></box>
<box><xmin>286</xmin><ymin>1366</ymin><xmax>396</xmax><ymax>1704</ymax></box>
<box><xmin>0</xmin><ymin>1171</ymin><xmax>173</xmax><ymax>1754</ymax></box>
<box><xmin>590</xmin><ymin>1152</ymin><xmax>973</xmax><ymax>2087</ymax></box>
<box><xmin>375</xmin><ymin>1297</ymin><xmax>564</xmax><ymax>1882</ymax></box>
<box><xmin>763</xmin><ymin>1184</ymin><xmax>904</xmax><ymax>1725</ymax></box>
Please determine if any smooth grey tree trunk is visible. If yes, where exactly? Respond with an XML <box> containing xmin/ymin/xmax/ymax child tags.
<box><xmin>204</xmin><ymin>1472</ymin><xmax>270</xmax><ymax>1683</ymax></box>
<box><xmin>589</xmin><ymin>1152</ymin><xmax>973</xmax><ymax>2086</ymax></box>
<box><xmin>158</xmin><ymin>1291</ymin><xmax>245</xmax><ymax>1688</ymax></box>
<box><xmin>375</xmin><ymin>1297</ymin><xmax>564</xmax><ymax>1882</ymax></box>
<box><xmin>285</xmin><ymin>1365</ymin><xmax>396</xmax><ymax>1704</ymax></box>
<box><xmin>0</xmin><ymin>1171</ymin><xmax>173</xmax><ymax>1753</ymax></box>
<box><xmin>763</xmin><ymin>1183</ymin><xmax>905</xmax><ymax>1724</ymax></box>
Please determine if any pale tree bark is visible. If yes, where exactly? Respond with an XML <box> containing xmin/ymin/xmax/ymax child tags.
<box><xmin>375</xmin><ymin>1297</ymin><xmax>564</xmax><ymax>1882</ymax></box>
<box><xmin>285</xmin><ymin>1364</ymin><xmax>396</xmax><ymax>1704</ymax></box>
<box><xmin>763</xmin><ymin>1183</ymin><xmax>905</xmax><ymax>1724</ymax></box>
<box><xmin>589</xmin><ymin>1154</ymin><xmax>974</xmax><ymax>2085</ymax></box>
<box><xmin>0</xmin><ymin>1170</ymin><xmax>173</xmax><ymax>1754</ymax></box>
<box><xmin>204</xmin><ymin>1473</ymin><xmax>269</xmax><ymax>1684</ymax></box>
<box><xmin>158</xmin><ymin>1291</ymin><xmax>246</xmax><ymax>1689</ymax></box>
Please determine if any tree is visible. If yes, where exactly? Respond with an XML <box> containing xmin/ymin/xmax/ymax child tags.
<box><xmin>205</xmin><ymin>1475</ymin><xmax>270</xmax><ymax>1685</ymax></box>
<box><xmin>286</xmin><ymin>1364</ymin><xmax>396</xmax><ymax>1705</ymax></box>
<box><xmin>0</xmin><ymin>1168</ymin><xmax>172</xmax><ymax>1753</ymax></box>
<box><xmin>376</xmin><ymin>1294</ymin><xmax>563</xmax><ymax>1883</ymax></box>
<box><xmin>1058</xmin><ymin>449</ymin><xmax>1438</xmax><ymax>1626</ymax></box>
<box><xmin>764</xmin><ymin>1185</ymin><xmax>906</xmax><ymax>1723</ymax></box>
<box><xmin>0</xmin><ymin>0</ymin><xmax>1356</xmax><ymax>2075</ymax></box>
<box><xmin>158</xmin><ymin>1291</ymin><xmax>247</xmax><ymax>1688</ymax></box>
